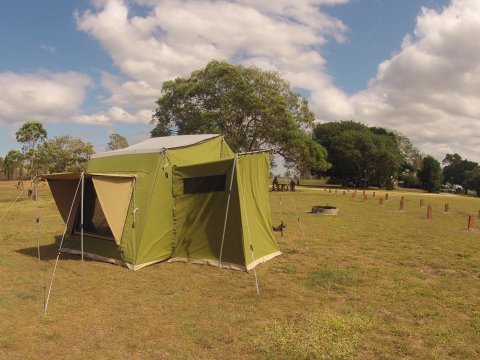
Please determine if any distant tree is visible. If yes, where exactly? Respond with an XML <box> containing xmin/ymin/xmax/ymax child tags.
<box><xmin>442</xmin><ymin>153</ymin><xmax>477</xmax><ymax>192</ymax></box>
<box><xmin>418</xmin><ymin>156</ymin><xmax>442</xmax><ymax>193</ymax></box>
<box><xmin>15</xmin><ymin>121</ymin><xmax>47</xmax><ymax>178</ymax></box>
<box><xmin>151</xmin><ymin>60</ymin><xmax>330</xmax><ymax>172</ymax></box>
<box><xmin>3</xmin><ymin>150</ymin><xmax>24</xmax><ymax>180</ymax></box>
<box><xmin>107</xmin><ymin>133</ymin><xmax>129</xmax><ymax>151</ymax></box>
<box><xmin>314</xmin><ymin>121</ymin><xmax>403</xmax><ymax>188</ymax></box>
<box><xmin>465</xmin><ymin>167</ymin><xmax>480</xmax><ymax>196</ymax></box>
<box><xmin>37</xmin><ymin>135</ymin><xmax>94</xmax><ymax>173</ymax></box>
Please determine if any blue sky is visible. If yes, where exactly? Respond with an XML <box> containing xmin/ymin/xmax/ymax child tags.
<box><xmin>1</xmin><ymin>0</ymin><xmax>478</xmax><ymax>163</ymax></box>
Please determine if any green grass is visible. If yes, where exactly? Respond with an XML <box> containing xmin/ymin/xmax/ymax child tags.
<box><xmin>1</xmin><ymin>181</ymin><xmax>480</xmax><ymax>359</ymax></box>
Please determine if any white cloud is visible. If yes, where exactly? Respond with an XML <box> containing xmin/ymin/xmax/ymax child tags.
<box><xmin>75</xmin><ymin>0</ymin><xmax>350</xmax><ymax>122</ymax></box>
<box><xmin>73</xmin><ymin>0</ymin><xmax>480</xmax><ymax>163</ymax></box>
<box><xmin>73</xmin><ymin>106</ymin><xmax>151</xmax><ymax>125</ymax></box>
<box><xmin>351</xmin><ymin>0</ymin><xmax>480</xmax><ymax>161</ymax></box>
<box><xmin>0</xmin><ymin>71</ymin><xmax>92</xmax><ymax>126</ymax></box>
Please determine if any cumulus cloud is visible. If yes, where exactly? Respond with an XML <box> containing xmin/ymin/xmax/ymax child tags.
<box><xmin>0</xmin><ymin>71</ymin><xmax>92</xmax><ymax>125</ymax></box>
<box><xmin>351</xmin><ymin>0</ymin><xmax>480</xmax><ymax>160</ymax></box>
<box><xmin>73</xmin><ymin>106</ymin><xmax>151</xmax><ymax>125</ymax></box>
<box><xmin>75</xmin><ymin>0</ymin><xmax>351</xmax><ymax>121</ymax></box>
<box><xmin>73</xmin><ymin>0</ymin><xmax>480</xmax><ymax>162</ymax></box>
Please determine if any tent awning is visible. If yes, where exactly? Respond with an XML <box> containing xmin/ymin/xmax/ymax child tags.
<box><xmin>42</xmin><ymin>172</ymin><xmax>135</xmax><ymax>244</ymax></box>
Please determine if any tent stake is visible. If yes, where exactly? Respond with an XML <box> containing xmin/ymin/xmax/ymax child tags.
<box><xmin>218</xmin><ymin>155</ymin><xmax>237</xmax><ymax>268</ymax></box>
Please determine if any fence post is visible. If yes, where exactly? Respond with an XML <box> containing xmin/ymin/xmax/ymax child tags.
<box><xmin>444</xmin><ymin>203</ymin><xmax>449</xmax><ymax>213</ymax></box>
<box><xmin>379</xmin><ymin>198</ymin><xmax>384</xmax><ymax>206</ymax></box>
<box><xmin>467</xmin><ymin>215</ymin><xmax>475</xmax><ymax>231</ymax></box>
<box><xmin>420</xmin><ymin>199</ymin><xmax>424</xmax><ymax>207</ymax></box>
<box><xmin>427</xmin><ymin>205</ymin><xmax>432</xmax><ymax>219</ymax></box>
<box><xmin>399</xmin><ymin>196</ymin><xmax>405</xmax><ymax>211</ymax></box>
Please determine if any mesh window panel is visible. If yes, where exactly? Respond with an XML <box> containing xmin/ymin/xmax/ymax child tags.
<box><xmin>183</xmin><ymin>174</ymin><xmax>226</xmax><ymax>194</ymax></box>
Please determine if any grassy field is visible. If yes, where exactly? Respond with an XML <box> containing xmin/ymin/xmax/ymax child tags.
<box><xmin>1</xmin><ymin>180</ymin><xmax>480</xmax><ymax>359</ymax></box>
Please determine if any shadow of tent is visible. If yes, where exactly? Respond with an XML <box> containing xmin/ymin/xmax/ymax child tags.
<box><xmin>15</xmin><ymin>235</ymin><xmax>91</xmax><ymax>262</ymax></box>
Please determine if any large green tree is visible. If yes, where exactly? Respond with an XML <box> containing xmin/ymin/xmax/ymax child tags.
<box><xmin>107</xmin><ymin>133</ymin><xmax>129</xmax><ymax>151</ymax></box>
<box><xmin>418</xmin><ymin>156</ymin><xmax>442</xmax><ymax>193</ymax></box>
<box><xmin>37</xmin><ymin>135</ymin><xmax>94</xmax><ymax>173</ymax></box>
<box><xmin>151</xmin><ymin>60</ymin><xmax>329</xmax><ymax>171</ymax></box>
<box><xmin>313</xmin><ymin>121</ymin><xmax>404</xmax><ymax>187</ymax></box>
<box><xmin>15</xmin><ymin>121</ymin><xmax>47</xmax><ymax>178</ymax></box>
<box><xmin>3</xmin><ymin>150</ymin><xmax>24</xmax><ymax>180</ymax></box>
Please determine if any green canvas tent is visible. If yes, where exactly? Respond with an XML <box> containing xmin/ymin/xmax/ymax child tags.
<box><xmin>43</xmin><ymin>134</ymin><xmax>280</xmax><ymax>271</ymax></box>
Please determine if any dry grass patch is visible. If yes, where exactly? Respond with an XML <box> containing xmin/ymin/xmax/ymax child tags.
<box><xmin>1</xmin><ymin>181</ymin><xmax>480</xmax><ymax>359</ymax></box>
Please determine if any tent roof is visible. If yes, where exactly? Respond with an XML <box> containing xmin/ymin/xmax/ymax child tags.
<box><xmin>91</xmin><ymin>134</ymin><xmax>221</xmax><ymax>158</ymax></box>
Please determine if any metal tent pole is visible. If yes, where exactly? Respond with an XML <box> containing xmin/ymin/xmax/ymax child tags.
<box><xmin>80</xmin><ymin>173</ymin><xmax>85</xmax><ymax>276</ymax></box>
<box><xmin>236</xmin><ymin>161</ymin><xmax>260</xmax><ymax>295</ymax></box>
<box><xmin>218</xmin><ymin>155</ymin><xmax>237</xmax><ymax>268</ymax></box>
<box><xmin>34</xmin><ymin>176</ymin><xmax>41</xmax><ymax>261</ymax></box>
<box><xmin>44</xmin><ymin>177</ymin><xmax>82</xmax><ymax>314</ymax></box>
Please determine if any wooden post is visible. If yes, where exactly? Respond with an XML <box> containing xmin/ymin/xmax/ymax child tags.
<box><xmin>444</xmin><ymin>203</ymin><xmax>449</xmax><ymax>213</ymax></box>
<box><xmin>419</xmin><ymin>199</ymin><xmax>424</xmax><ymax>207</ymax></box>
<box><xmin>362</xmin><ymin>190</ymin><xmax>365</xmax><ymax>195</ymax></box>
<box><xmin>363</xmin><ymin>194</ymin><xmax>368</xmax><ymax>201</ymax></box>
<box><xmin>427</xmin><ymin>205</ymin><xmax>432</xmax><ymax>219</ymax></box>
<box><xmin>399</xmin><ymin>196</ymin><xmax>404</xmax><ymax>211</ymax></box>
<box><xmin>477</xmin><ymin>209</ymin><xmax>480</xmax><ymax>220</ymax></box>
<box><xmin>329</xmin><ymin>189</ymin><xmax>331</xmax><ymax>193</ymax></box>
<box><xmin>373</xmin><ymin>191</ymin><xmax>376</xmax><ymax>197</ymax></box>
<box><xmin>467</xmin><ymin>215</ymin><xmax>475</xmax><ymax>231</ymax></box>
<box><xmin>379</xmin><ymin>198</ymin><xmax>384</xmax><ymax>206</ymax></box>
<box><xmin>343</xmin><ymin>191</ymin><xmax>346</xmax><ymax>196</ymax></box>
<box><xmin>385</xmin><ymin>193</ymin><xmax>389</xmax><ymax>200</ymax></box>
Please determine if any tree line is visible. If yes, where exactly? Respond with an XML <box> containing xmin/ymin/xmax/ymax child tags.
<box><xmin>1</xmin><ymin>60</ymin><xmax>478</xmax><ymax>195</ymax></box>
<box><xmin>0</xmin><ymin>121</ymin><xmax>128</xmax><ymax>180</ymax></box>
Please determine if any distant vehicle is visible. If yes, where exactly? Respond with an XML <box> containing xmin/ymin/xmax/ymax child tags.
<box><xmin>441</xmin><ymin>184</ymin><xmax>464</xmax><ymax>194</ymax></box>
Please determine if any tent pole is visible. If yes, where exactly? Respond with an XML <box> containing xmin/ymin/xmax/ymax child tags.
<box><xmin>288</xmin><ymin>193</ymin><xmax>309</xmax><ymax>250</ymax></box>
<box><xmin>80</xmin><ymin>172</ymin><xmax>85</xmax><ymax>276</ymax></box>
<box><xmin>218</xmin><ymin>154</ymin><xmax>237</xmax><ymax>268</ymax></box>
<box><xmin>34</xmin><ymin>176</ymin><xmax>41</xmax><ymax>261</ymax></box>
<box><xmin>236</xmin><ymin>161</ymin><xmax>260</xmax><ymax>295</ymax></box>
<box><xmin>44</xmin><ymin>177</ymin><xmax>82</xmax><ymax>314</ymax></box>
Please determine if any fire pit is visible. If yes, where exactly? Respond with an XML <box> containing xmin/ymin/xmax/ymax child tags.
<box><xmin>311</xmin><ymin>205</ymin><xmax>339</xmax><ymax>215</ymax></box>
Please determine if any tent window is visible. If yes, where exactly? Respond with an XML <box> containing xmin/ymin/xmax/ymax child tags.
<box><xmin>74</xmin><ymin>178</ymin><xmax>114</xmax><ymax>240</ymax></box>
<box><xmin>183</xmin><ymin>174</ymin><xmax>226</xmax><ymax>194</ymax></box>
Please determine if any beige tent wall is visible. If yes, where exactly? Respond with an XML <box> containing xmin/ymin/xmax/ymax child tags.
<box><xmin>92</xmin><ymin>176</ymin><xmax>134</xmax><ymax>245</ymax></box>
<box><xmin>47</xmin><ymin>178</ymin><xmax>82</xmax><ymax>235</ymax></box>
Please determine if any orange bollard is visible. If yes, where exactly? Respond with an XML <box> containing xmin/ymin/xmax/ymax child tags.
<box><xmin>427</xmin><ymin>205</ymin><xmax>433</xmax><ymax>219</ymax></box>
<box><xmin>467</xmin><ymin>215</ymin><xmax>475</xmax><ymax>231</ymax></box>
<box><xmin>379</xmin><ymin>198</ymin><xmax>384</xmax><ymax>206</ymax></box>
